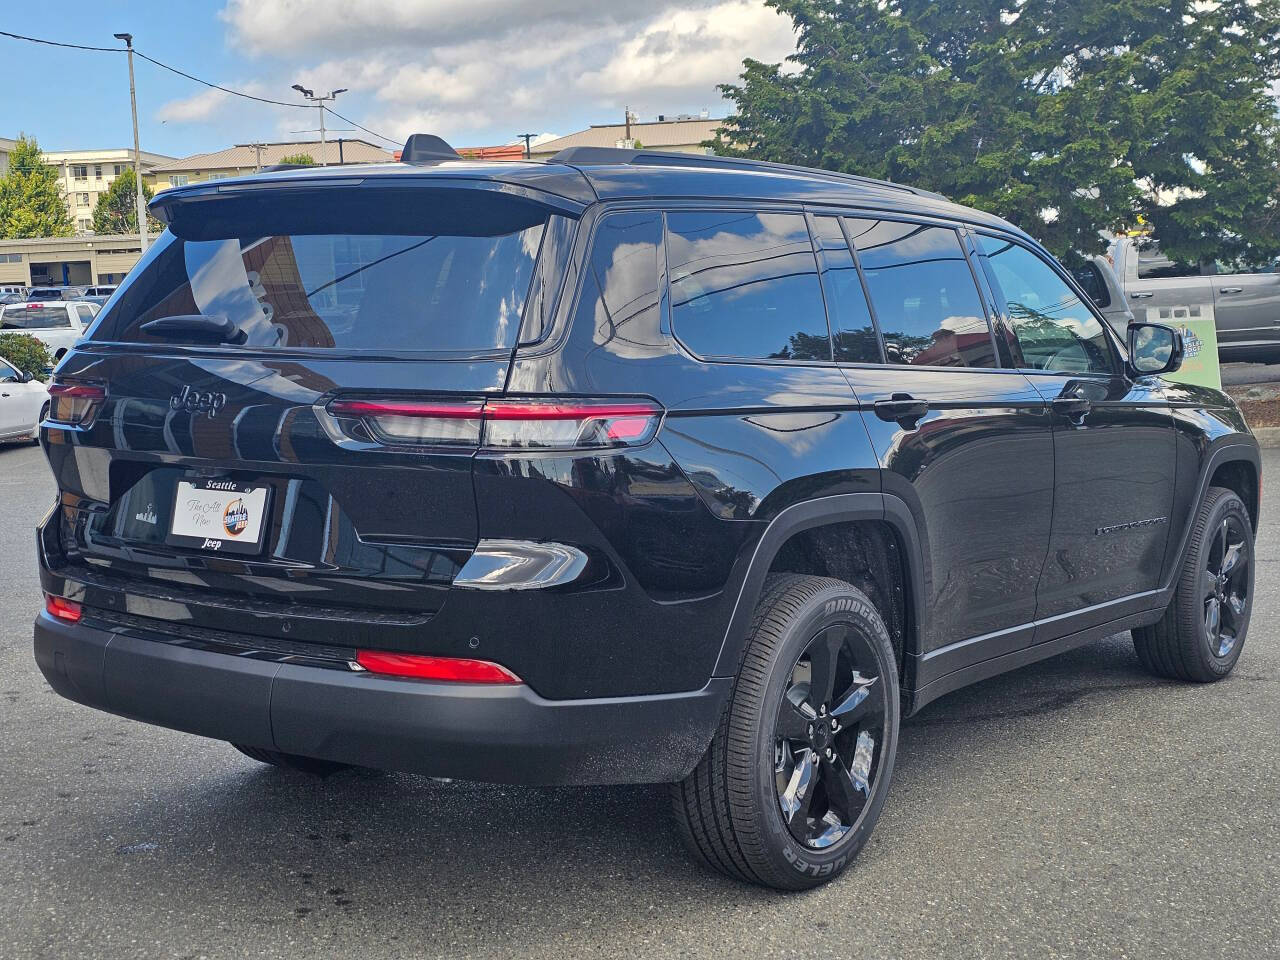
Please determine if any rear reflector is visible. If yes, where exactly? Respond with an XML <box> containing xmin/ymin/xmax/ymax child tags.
<box><xmin>48</xmin><ymin>380</ymin><xmax>106</xmax><ymax>427</ymax></box>
<box><xmin>44</xmin><ymin>594</ymin><xmax>82</xmax><ymax>623</ymax></box>
<box><xmin>325</xmin><ymin>397</ymin><xmax>662</xmax><ymax>451</ymax></box>
<box><xmin>354</xmin><ymin>650</ymin><xmax>522</xmax><ymax>684</ymax></box>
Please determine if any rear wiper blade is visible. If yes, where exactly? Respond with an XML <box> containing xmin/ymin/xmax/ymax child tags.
<box><xmin>139</xmin><ymin>313</ymin><xmax>246</xmax><ymax>344</ymax></box>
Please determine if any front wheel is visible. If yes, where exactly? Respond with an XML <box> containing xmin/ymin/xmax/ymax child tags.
<box><xmin>1133</xmin><ymin>486</ymin><xmax>1254</xmax><ymax>682</ymax></box>
<box><xmin>673</xmin><ymin>574</ymin><xmax>900</xmax><ymax>890</ymax></box>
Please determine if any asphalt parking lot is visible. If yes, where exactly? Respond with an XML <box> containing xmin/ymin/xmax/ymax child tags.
<box><xmin>2</xmin><ymin>440</ymin><xmax>1277</xmax><ymax>960</ymax></box>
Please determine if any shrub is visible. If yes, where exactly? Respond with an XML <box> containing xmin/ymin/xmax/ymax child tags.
<box><xmin>0</xmin><ymin>333</ymin><xmax>53</xmax><ymax>377</ymax></box>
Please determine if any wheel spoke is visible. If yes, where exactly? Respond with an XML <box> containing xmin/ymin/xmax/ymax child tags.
<box><xmin>1221</xmin><ymin>539</ymin><xmax>1244</xmax><ymax>577</ymax></box>
<box><xmin>830</xmin><ymin>671</ymin><xmax>882</xmax><ymax>727</ymax></box>
<box><xmin>807</xmin><ymin>627</ymin><xmax>843</xmax><ymax>708</ymax></box>
<box><xmin>1227</xmin><ymin>593</ymin><xmax>1246</xmax><ymax>618</ymax></box>
<box><xmin>779</xmin><ymin>750</ymin><xmax>817</xmax><ymax>826</ymax></box>
<box><xmin>776</xmin><ymin>692</ymin><xmax>815</xmax><ymax>742</ymax></box>
<box><xmin>1200</xmin><ymin>568</ymin><xmax>1218</xmax><ymax>600</ymax></box>
<box><xmin>1204</xmin><ymin>597</ymin><xmax>1221</xmax><ymax>641</ymax></box>
<box><xmin>821</xmin><ymin>757</ymin><xmax>860</xmax><ymax>822</ymax></box>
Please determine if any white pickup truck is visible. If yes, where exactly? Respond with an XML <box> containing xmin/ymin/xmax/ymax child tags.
<box><xmin>0</xmin><ymin>300</ymin><xmax>99</xmax><ymax>361</ymax></box>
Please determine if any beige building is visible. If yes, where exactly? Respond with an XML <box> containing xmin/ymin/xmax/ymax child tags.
<box><xmin>0</xmin><ymin>233</ymin><xmax>156</xmax><ymax>288</ymax></box>
<box><xmin>529</xmin><ymin>115</ymin><xmax>726</xmax><ymax>160</ymax></box>
<box><xmin>147</xmin><ymin>139</ymin><xmax>394</xmax><ymax>192</ymax></box>
<box><xmin>42</xmin><ymin>148</ymin><xmax>175</xmax><ymax>235</ymax></box>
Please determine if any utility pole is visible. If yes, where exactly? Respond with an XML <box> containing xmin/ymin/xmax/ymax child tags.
<box><xmin>624</xmin><ymin>105</ymin><xmax>631</xmax><ymax>142</ymax></box>
<box><xmin>114</xmin><ymin>32</ymin><xmax>147</xmax><ymax>254</ymax></box>
<box><xmin>291</xmin><ymin>85</ymin><xmax>347</xmax><ymax>165</ymax></box>
<box><xmin>518</xmin><ymin>133</ymin><xmax>536</xmax><ymax>159</ymax></box>
<box><xmin>253</xmin><ymin>143</ymin><xmax>264</xmax><ymax>172</ymax></box>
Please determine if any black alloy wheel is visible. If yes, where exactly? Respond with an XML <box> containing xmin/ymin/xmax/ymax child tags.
<box><xmin>1201</xmin><ymin>512</ymin><xmax>1250</xmax><ymax>659</ymax></box>
<box><xmin>773</xmin><ymin>623</ymin><xmax>886</xmax><ymax>851</ymax></box>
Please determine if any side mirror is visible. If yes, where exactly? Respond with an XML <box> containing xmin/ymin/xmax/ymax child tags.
<box><xmin>19</xmin><ymin>369</ymin><xmax>33</xmax><ymax>383</ymax></box>
<box><xmin>1128</xmin><ymin>321</ymin><xmax>1184</xmax><ymax>377</ymax></box>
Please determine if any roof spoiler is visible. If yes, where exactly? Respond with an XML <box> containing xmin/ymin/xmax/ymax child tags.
<box><xmin>400</xmin><ymin>134</ymin><xmax>462</xmax><ymax>164</ymax></box>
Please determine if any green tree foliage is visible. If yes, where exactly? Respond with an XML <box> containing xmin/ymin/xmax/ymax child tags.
<box><xmin>716</xmin><ymin>0</ymin><xmax>1280</xmax><ymax>265</ymax></box>
<box><xmin>0</xmin><ymin>135</ymin><xmax>72</xmax><ymax>239</ymax></box>
<box><xmin>279</xmin><ymin>153</ymin><xmax>315</xmax><ymax>165</ymax></box>
<box><xmin>0</xmin><ymin>333</ymin><xmax>54</xmax><ymax>376</ymax></box>
<box><xmin>91</xmin><ymin>168</ymin><xmax>161</xmax><ymax>236</ymax></box>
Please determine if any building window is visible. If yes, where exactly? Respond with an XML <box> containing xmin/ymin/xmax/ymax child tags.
<box><xmin>72</xmin><ymin>164</ymin><xmax>88</xmax><ymax>180</ymax></box>
<box><xmin>113</xmin><ymin>164</ymin><xmax>126</xmax><ymax>176</ymax></box>
<box><xmin>77</xmin><ymin>218</ymin><xmax>92</xmax><ymax>232</ymax></box>
<box><xmin>206</xmin><ymin>172</ymin><xmax>230</xmax><ymax>180</ymax></box>
<box><xmin>94</xmin><ymin>164</ymin><xmax>103</xmax><ymax>179</ymax></box>
<box><xmin>78</xmin><ymin>192</ymin><xmax>91</xmax><ymax>206</ymax></box>
<box><xmin>169</xmin><ymin>175</ymin><xmax>189</xmax><ymax>187</ymax></box>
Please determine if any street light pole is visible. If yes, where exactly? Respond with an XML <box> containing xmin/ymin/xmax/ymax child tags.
<box><xmin>291</xmin><ymin>86</ymin><xmax>348</xmax><ymax>166</ymax></box>
<box><xmin>114</xmin><ymin>32</ymin><xmax>147</xmax><ymax>254</ymax></box>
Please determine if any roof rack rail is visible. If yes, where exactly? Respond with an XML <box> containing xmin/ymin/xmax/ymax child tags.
<box><xmin>549</xmin><ymin>146</ymin><xmax>943</xmax><ymax>199</ymax></box>
<box><xmin>401</xmin><ymin>133</ymin><xmax>462</xmax><ymax>164</ymax></box>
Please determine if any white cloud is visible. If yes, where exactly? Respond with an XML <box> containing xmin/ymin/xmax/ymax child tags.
<box><xmin>186</xmin><ymin>1</ymin><xmax>799</xmax><ymax>145</ymax></box>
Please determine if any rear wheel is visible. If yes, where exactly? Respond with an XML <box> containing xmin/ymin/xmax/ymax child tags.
<box><xmin>673</xmin><ymin>574</ymin><xmax>899</xmax><ymax>890</ymax></box>
<box><xmin>231</xmin><ymin>743</ymin><xmax>353</xmax><ymax>777</ymax></box>
<box><xmin>1133</xmin><ymin>486</ymin><xmax>1253</xmax><ymax>682</ymax></box>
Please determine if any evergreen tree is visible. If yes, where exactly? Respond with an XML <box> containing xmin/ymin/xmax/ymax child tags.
<box><xmin>0</xmin><ymin>135</ymin><xmax>72</xmax><ymax>239</ymax></box>
<box><xmin>716</xmin><ymin>0</ymin><xmax>1280</xmax><ymax>266</ymax></box>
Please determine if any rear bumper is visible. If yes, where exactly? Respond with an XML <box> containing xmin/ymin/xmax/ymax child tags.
<box><xmin>33</xmin><ymin>612</ymin><xmax>730</xmax><ymax>785</ymax></box>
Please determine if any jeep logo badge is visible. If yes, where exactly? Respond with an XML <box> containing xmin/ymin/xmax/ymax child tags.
<box><xmin>170</xmin><ymin>385</ymin><xmax>227</xmax><ymax>419</ymax></box>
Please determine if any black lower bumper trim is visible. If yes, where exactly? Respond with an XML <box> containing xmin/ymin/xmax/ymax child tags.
<box><xmin>33</xmin><ymin>613</ymin><xmax>730</xmax><ymax>786</ymax></box>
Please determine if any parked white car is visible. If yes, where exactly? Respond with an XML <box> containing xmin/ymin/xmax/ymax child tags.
<box><xmin>0</xmin><ymin>355</ymin><xmax>48</xmax><ymax>444</ymax></box>
<box><xmin>0</xmin><ymin>301</ymin><xmax>99</xmax><ymax>360</ymax></box>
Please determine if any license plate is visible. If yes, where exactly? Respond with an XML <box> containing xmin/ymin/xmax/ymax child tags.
<box><xmin>166</xmin><ymin>479</ymin><xmax>270</xmax><ymax>555</ymax></box>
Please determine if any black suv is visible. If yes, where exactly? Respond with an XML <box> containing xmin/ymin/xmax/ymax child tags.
<box><xmin>33</xmin><ymin>137</ymin><xmax>1260</xmax><ymax>890</ymax></box>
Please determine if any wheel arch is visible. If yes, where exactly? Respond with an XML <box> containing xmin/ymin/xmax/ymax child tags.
<box><xmin>711</xmin><ymin>493</ymin><xmax>928</xmax><ymax>681</ymax></box>
<box><xmin>1164</xmin><ymin>439</ymin><xmax>1261</xmax><ymax>591</ymax></box>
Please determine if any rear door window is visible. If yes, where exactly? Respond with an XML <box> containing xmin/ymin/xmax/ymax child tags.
<box><xmin>667</xmin><ymin>210</ymin><xmax>831</xmax><ymax>362</ymax></box>
<box><xmin>1</xmin><ymin>305</ymin><xmax>72</xmax><ymax>330</ymax></box>
<box><xmin>847</xmin><ymin>219</ymin><xmax>995</xmax><ymax>368</ymax></box>
<box><xmin>91</xmin><ymin>190</ymin><xmax>564</xmax><ymax>356</ymax></box>
<box><xmin>811</xmin><ymin>216</ymin><xmax>881</xmax><ymax>364</ymax></box>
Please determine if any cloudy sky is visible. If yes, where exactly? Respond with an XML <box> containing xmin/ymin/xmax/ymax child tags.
<box><xmin>0</xmin><ymin>1</ymin><xmax>798</xmax><ymax>157</ymax></box>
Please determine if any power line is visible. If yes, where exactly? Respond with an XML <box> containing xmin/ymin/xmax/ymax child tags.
<box><xmin>0</xmin><ymin>28</ymin><xmax>402</xmax><ymax>145</ymax></box>
<box><xmin>0</xmin><ymin>29</ymin><xmax>122</xmax><ymax>53</ymax></box>
<box><xmin>325</xmin><ymin>107</ymin><xmax>398</xmax><ymax>147</ymax></box>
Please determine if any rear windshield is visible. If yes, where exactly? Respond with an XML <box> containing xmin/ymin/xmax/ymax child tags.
<box><xmin>1</xmin><ymin>305</ymin><xmax>71</xmax><ymax>329</ymax></box>
<box><xmin>91</xmin><ymin>189</ymin><xmax>566</xmax><ymax>355</ymax></box>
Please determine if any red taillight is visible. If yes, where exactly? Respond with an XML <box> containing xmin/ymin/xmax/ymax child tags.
<box><xmin>47</xmin><ymin>380</ymin><xmax>106</xmax><ymax>427</ymax></box>
<box><xmin>325</xmin><ymin>397</ymin><xmax>663</xmax><ymax>451</ymax></box>
<box><xmin>354</xmin><ymin>650</ymin><xmax>522</xmax><ymax>684</ymax></box>
<box><xmin>44</xmin><ymin>594</ymin><xmax>82</xmax><ymax>623</ymax></box>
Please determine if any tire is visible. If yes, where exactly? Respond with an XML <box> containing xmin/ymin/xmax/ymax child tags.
<box><xmin>31</xmin><ymin>402</ymin><xmax>47</xmax><ymax>443</ymax></box>
<box><xmin>1133</xmin><ymin>486</ymin><xmax>1254</xmax><ymax>682</ymax></box>
<box><xmin>672</xmin><ymin>574</ymin><xmax>900</xmax><ymax>890</ymax></box>
<box><xmin>232</xmin><ymin>743</ymin><xmax>353</xmax><ymax>777</ymax></box>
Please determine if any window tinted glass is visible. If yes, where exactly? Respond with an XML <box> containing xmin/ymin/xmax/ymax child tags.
<box><xmin>977</xmin><ymin>235</ymin><xmax>1115</xmax><ymax>374</ymax></box>
<box><xmin>812</xmin><ymin>216</ymin><xmax>880</xmax><ymax>364</ymax></box>
<box><xmin>92</xmin><ymin>192</ymin><xmax>555</xmax><ymax>355</ymax></box>
<box><xmin>848</xmin><ymin>220</ymin><xmax>994</xmax><ymax>367</ymax></box>
<box><xmin>1</xmin><ymin>305</ymin><xmax>71</xmax><ymax>329</ymax></box>
<box><xmin>1070</xmin><ymin>262</ymin><xmax>1110</xmax><ymax>308</ymax></box>
<box><xmin>667</xmin><ymin>211</ymin><xmax>831</xmax><ymax>362</ymax></box>
<box><xmin>518</xmin><ymin>214</ymin><xmax>576</xmax><ymax>344</ymax></box>
<box><xmin>570</xmin><ymin>211</ymin><xmax>664</xmax><ymax>356</ymax></box>
<box><xmin>0</xmin><ymin>358</ymin><xmax>18</xmax><ymax>380</ymax></box>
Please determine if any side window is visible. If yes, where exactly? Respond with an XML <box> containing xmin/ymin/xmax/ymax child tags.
<box><xmin>76</xmin><ymin>304</ymin><xmax>96</xmax><ymax>323</ymax></box>
<box><xmin>812</xmin><ymin>216</ymin><xmax>881</xmax><ymax>364</ymax></box>
<box><xmin>847</xmin><ymin>219</ymin><xmax>995</xmax><ymax>368</ymax></box>
<box><xmin>0</xmin><ymin>358</ymin><xmax>18</xmax><ymax>382</ymax></box>
<box><xmin>667</xmin><ymin>210</ymin><xmax>831</xmax><ymax>362</ymax></box>
<box><xmin>976</xmin><ymin>235</ymin><xmax>1116</xmax><ymax>375</ymax></box>
<box><xmin>518</xmin><ymin>214</ymin><xmax>576</xmax><ymax>344</ymax></box>
<box><xmin>1070</xmin><ymin>262</ymin><xmax>1110</xmax><ymax>308</ymax></box>
<box><xmin>569</xmin><ymin>210</ymin><xmax>664</xmax><ymax>354</ymax></box>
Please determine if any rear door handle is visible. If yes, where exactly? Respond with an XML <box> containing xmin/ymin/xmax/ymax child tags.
<box><xmin>1129</xmin><ymin>292</ymin><xmax>1154</xmax><ymax>299</ymax></box>
<box><xmin>1219</xmin><ymin>286</ymin><xmax>1243</xmax><ymax>295</ymax></box>
<box><xmin>873</xmin><ymin>395</ymin><xmax>930</xmax><ymax>429</ymax></box>
<box><xmin>1051</xmin><ymin>396</ymin><xmax>1091</xmax><ymax>424</ymax></box>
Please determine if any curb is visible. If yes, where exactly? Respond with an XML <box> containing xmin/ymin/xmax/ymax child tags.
<box><xmin>1250</xmin><ymin>426</ymin><xmax>1280</xmax><ymax>448</ymax></box>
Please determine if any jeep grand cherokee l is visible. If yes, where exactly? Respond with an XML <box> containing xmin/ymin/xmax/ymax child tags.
<box><xmin>33</xmin><ymin>136</ymin><xmax>1260</xmax><ymax>890</ymax></box>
